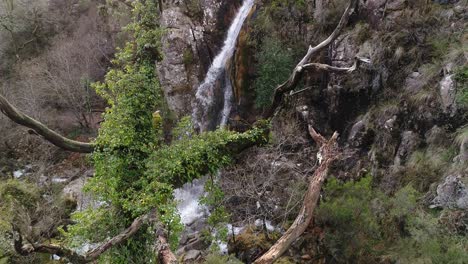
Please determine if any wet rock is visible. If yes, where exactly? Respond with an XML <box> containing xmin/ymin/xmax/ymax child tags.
<box><xmin>404</xmin><ymin>72</ymin><xmax>424</xmax><ymax>93</ymax></box>
<box><xmin>184</xmin><ymin>249</ymin><xmax>201</xmax><ymax>262</ymax></box>
<box><xmin>156</xmin><ymin>7</ymin><xmax>202</xmax><ymax>117</ymax></box>
<box><xmin>62</xmin><ymin>170</ymin><xmax>96</xmax><ymax>210</ymax></box>
<box><xmin>347</xmin><ymin>119</ymin><xmax>372</xmax><ymax>148</ymax></box>
<box><xmin>433</xmin><ymin>0</ymin><xmax>459</xmax><ymax>4</ymax></box>
<box><xmin>439</xmin><ymin>64</ymin><xmax>457</xmax><ymax>116</ymax></box>
<box><xmin>394</xmin><ymin>131</ymin><xmax>420</xmax><ymax>166</ymax></box>
<box><xmin>184</xmin><ymin>236</ymin><xmax>209</xmax><ymax>251</ymax></box>
<box><xmin>454</xmin><ymin>137</ymin><xmax>468</xmax><ymax>164</ymax></box>
<box><xmin>431</xmin><ymin>174</ymin><xmax>468</xmax><ymax>210</ymax></box>
<box><xmin>425</xmin><ymin>125</ymin><xmax>449</xmax><ymax>147</ymax></box>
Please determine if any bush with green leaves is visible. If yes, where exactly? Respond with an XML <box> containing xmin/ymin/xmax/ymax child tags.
<box><xmin>253</xmin><ymin>37</ymin><xmax>295</xmax><ymax>108</ymax></box>
<box><xmin>454</xmin><ymin>66</ymin><xmax>468</xmax><ymax>108</ymax></box>
<box><xmin>63</xmin><ymin>0</ymin><xmax>166</xmax><ymax>262</ymax></box>
<box><xmin>316</xmin><ymin>176</ymin><xmax>467</xmax><ymax>263</ymax></box>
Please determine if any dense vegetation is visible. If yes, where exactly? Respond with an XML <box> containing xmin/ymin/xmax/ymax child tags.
<box><xmin>0</xmin><ymin>0</ymin><xmax>467</xmax><ymax>263</ymax></box>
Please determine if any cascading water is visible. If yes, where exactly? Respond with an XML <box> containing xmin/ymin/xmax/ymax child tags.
<box><xmin>192</xmin><ymin>0</ymin><xmax>255</xmax><ymax>132</ymax></box>
<box><xmin>175</xmin><ymin>1</ymin><xmax>255</xmax><ymax>255</ymax></box>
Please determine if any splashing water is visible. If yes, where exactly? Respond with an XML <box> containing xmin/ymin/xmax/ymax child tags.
<box><xmin>193</xmin><ymin>0</ymin><xmax>255</xmax><ymax>131</ymax></box>
<box><xmin>174</xmin><ymin>177</ymin><xmax>208</xmax><ymax>225</ymax></box>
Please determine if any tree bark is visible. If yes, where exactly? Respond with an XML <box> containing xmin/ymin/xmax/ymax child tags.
<box><xmin>253</xmin><ymin>126</ymin><xmax>339</xmax><ymax>264</ymax></box>
<box><xmin>157</xmin><ymin>234</ymin><xmax>178</xmax><ymax>264</ymax></box>
<box><xmin>263</xmin><ymin>0</ymin><xmax>358</xmax><ymax>119</ymax></box>
<box><xmin>13</xmin><ymin>211</ymin><xmax>177</xmax><ymax>264</ymax></box>
<box><xmin>0</xmin><ymin>94</ymin><xmax>95</xmax><ymax>153</ymax></box>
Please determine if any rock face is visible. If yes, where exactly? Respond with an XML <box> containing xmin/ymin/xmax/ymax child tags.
<box><xmin>156</xmin><ymin>7</ymin><xmax>204</xmax><ymax>117</ymax></box>
<box><xmin>431</xmin><ymin>174</ymin><xmax>468</xmax><ymax>210</ymax></box>
<box><xmin>156</xmin><ymin>0</ymin><xmax>241</xmax><ymax>117</ymax></box>
<box><xmin>439</xmin><ymin>73</ymin><xmax>457</xmax><ymax>116</ymax></box>
<box><xmin>394</xmin><ymin>131</ymin><xmax>420</xmax><ymax>166</ymax></box>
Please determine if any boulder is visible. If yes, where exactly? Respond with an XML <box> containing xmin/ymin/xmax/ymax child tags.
<box><xmin>425</xmin><ymin>125</ymin><xmax>449</xmax><ymax>147</ymax></box>
<box><xmin>431</xmin><ymin>173</ymin><xmax>468</xmax><ymax>210</ymax></box>
<box><xmin>439</xmin><ymin>64</ymin><xmax>457</xmax><ymax>116</ymax></box>
<box><xmin>184</xmin><ymin>249</ymin><xmax>201</xmax><ymax>262</ymax></box>
<box><xmin>394</xmin><ymin>131</ymin><xmax>420</xmax><ymax>166</ymax></box>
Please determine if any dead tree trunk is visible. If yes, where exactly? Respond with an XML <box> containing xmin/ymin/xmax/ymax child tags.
<box><xmin>254</xmin><ymin>126</ymin><xmax>339</xmax><ymax>264</ymax></box>
<box><xmin>157</xmin><ymin>234</ymin><xmax>178</xmax><ymax>264</ymax></box>
<box><xmin>263</xmin><ymin>0</ymin><xmax>357</xmax><ymax>119</ymax></box>
<box><xmin>0</xmin><ymin>94</ymin><xmax>95</xmax><ymax>153</ymax></box>
<box><xmin>253</xmin><ymin>1</ymin><xmax>362</xmax><ymax>261</ymax></box>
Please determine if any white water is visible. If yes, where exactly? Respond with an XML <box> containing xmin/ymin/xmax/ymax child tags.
<box><xmin>193</xmin><ymin>0</ymin><xmax>255</xmax><ymax>131</ymax></box>
<box><xmin>174</xmin><ymin>177</ymin><xmax>208</xmax><ymax>225</ymax></box>
<box><xmin>176</xmin><ymin>0</ymin><xmax>256</xmax><ymax>254</ymax></box>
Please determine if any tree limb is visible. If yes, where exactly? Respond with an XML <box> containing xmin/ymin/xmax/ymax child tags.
<box><xmin>253</xmin><ymin>126</ymin><xmax>339</xmax><ymax>264</ymax></box>
<box><xmin>13</xmin><ymin>210</ymin><xmax>177</xmax><ymax>264</ymax></box>
<box><xmin>0</xmin><ymin>94</ymin><xmax>95</xmax><ymax>153</ymax></box>
<box><xmin>156</xmin><ymin>233</ymin><xmax>178</xmax><ymax>264</ymax></box>
<box><xmin>263</xmin><ymin>0</ymin><xmax>358</xmax><ymax>119</ymax></box>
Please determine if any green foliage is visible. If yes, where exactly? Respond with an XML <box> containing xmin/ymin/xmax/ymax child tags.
<box><xmin>428</xmin><ymin>37</ymin><xmax>451</xmax><ymax>61</ymax></box>
<box><xmin>134</xmin><ymin>125</ymin><xmax>268</xmax><ymax>215</ymax></box>
<box><xmin>454</xmin><ymin>66</ymin><xmax>468</xmax><ymax>108</ymax></box>
<box><xmin>183</xmin><ymin>47</ymin><xmax>195</xmax><ymax>66</ymax></box>
<box><xmin>0</xmin><ymin>180</ymin><xmax>40</xmax><ymax>257</ymax></box>
<box><xmin>316</xmin><ymin>177</ymin><xmax>388</xmax><ymax>263</ymax></box>
<box><xmin>253</xmin><ymin>37</ymin><xmax>295</xmax><ymax>108</ymax></box>
<box><xmin>203</xmin><ymin>254</ymin><xmax>243</xmax><ymax>264</ymax></box>
<box><xmin>393</xmin><ymin>211</ymin><xmax>468</xmax><ymax>264</ymax></box>
<box><xmin>316</xmin><ymin>176</ymin><xmax>467</xmax><ymax>263</ymax></box>
<box><xmin>403</xmin><ymin>148</ymin><xmax>453</xmax><ymax>192</ymax></box>
<box><xmin>65</xmin><ymin>0</ymin><xmax>166</xmax><ymax>262</ymax></box>
<box><xmin>172</xmin><ymin>116</ymin><xmax>195</xmax><ymax>140</ymax></box>
<box><xmin>200</xmin><ymin>177</ymin><xmax>230</xmax><ymax>249</ymax></box>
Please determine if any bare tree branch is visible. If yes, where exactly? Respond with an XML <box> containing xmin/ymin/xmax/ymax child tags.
<box><xmin>263</xmin><ymin>0</ymin><xmax>358</xmax><ymax>119</ymax></box>
<box><xmin>253</xmin><ymin>126</ymin><xmax>340</xmax><ymax>264</ymax></box>
<box><xmin>13</xmin><ymin>210</ymin><xmax>178</xmax><ymax>264</ymax></box>
<box><xmin>0</xmin><ymin>94</ymin><xmax>95</xmax><ymax>153</ymax></box>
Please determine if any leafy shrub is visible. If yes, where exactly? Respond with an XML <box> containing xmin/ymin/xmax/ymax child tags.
<box><xmin>454</xmin><ymin>66</ymin><xmax>468</xmax><ymax>108</ymax></box>
<box><xmin>253</xmin><ymin>37</ymin><xmax>295</xmax><ymax>108</ymax></box>
<box><xmin>402</xmin><ymin>148</ymin><xmax>454</xmax><ymax>192</ymax></box>
<box><xmin>315</xmin><ymin>176</ymin><xmax>468</xmax><ymax>263</ymax></box>
<box><xmin>204</xmin><ymin>253</ymin><xmax>243</xmax><ymax>264</ymax></box>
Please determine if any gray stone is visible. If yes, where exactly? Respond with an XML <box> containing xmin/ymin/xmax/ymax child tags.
<box><xmin>394</xmin><ymin>131</ymin><xmax>420</xmax><ymax>166</ymax></box>
<box><xmin>184</xmin><ymin>236</ymin><xmax>209</xmax><ymax>251</ymax></box>
<box><xmin>156</xmin><ymin>7</ymin><xmax>202</xmax><ymax>117</ymax></box>
<box><xmin>404</xmin><ymin>72</ymin><xmax>424</xmax><ymax>93</ymax></box>
<box><xmin>439</xmin><ymin>64</ymin><xmax>457</xmax><ymax>116</ymax></box>
<box><xmin>184</xmin><ymin>249</ymin><xmax>201</xmax><ymax>262</ymax></box>
<box><xmin>455</xmin><ymin>137</ymin><xmax>468</xmax><ymax>164</ymax></box>
<box><xmin>425</xmin><ymin>125</ymin><xmax>448</xmax><ymax>147</ymax></box>
<box><xmin>431</xmin><ymin>174</ymin><xmax>468</xmax><ymax>210</ymax></box>
<box><xmin>347</xmin><ymin>119</ymin><xmax>369</xmax><ymax>147</ymax></box>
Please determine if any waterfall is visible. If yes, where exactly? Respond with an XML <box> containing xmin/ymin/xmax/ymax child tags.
<box><xmin>192</xmin><ymin>0</ymin><xmax>255</xmax><ymax>132</ymax></box>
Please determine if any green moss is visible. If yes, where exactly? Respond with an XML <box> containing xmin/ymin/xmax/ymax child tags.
<box><xmin>203</xmin><ymin>254</ymin><xmax>243</xmax><ymax>264</ymax></box>
<box><xmin>183</xmin><ymin>47</ymin><xmax>194</xmax><ymax>66</ymax></box>
<box><xmin>454</xmin><ymin>66</ymin><xmax>468</xmax><ymax>108</ymax></box>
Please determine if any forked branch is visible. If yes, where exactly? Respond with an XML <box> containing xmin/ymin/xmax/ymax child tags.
<box><xmin>263</xmin><ymin>0</ymin><xmax>358</xmax><ymax>118</ymax></box>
